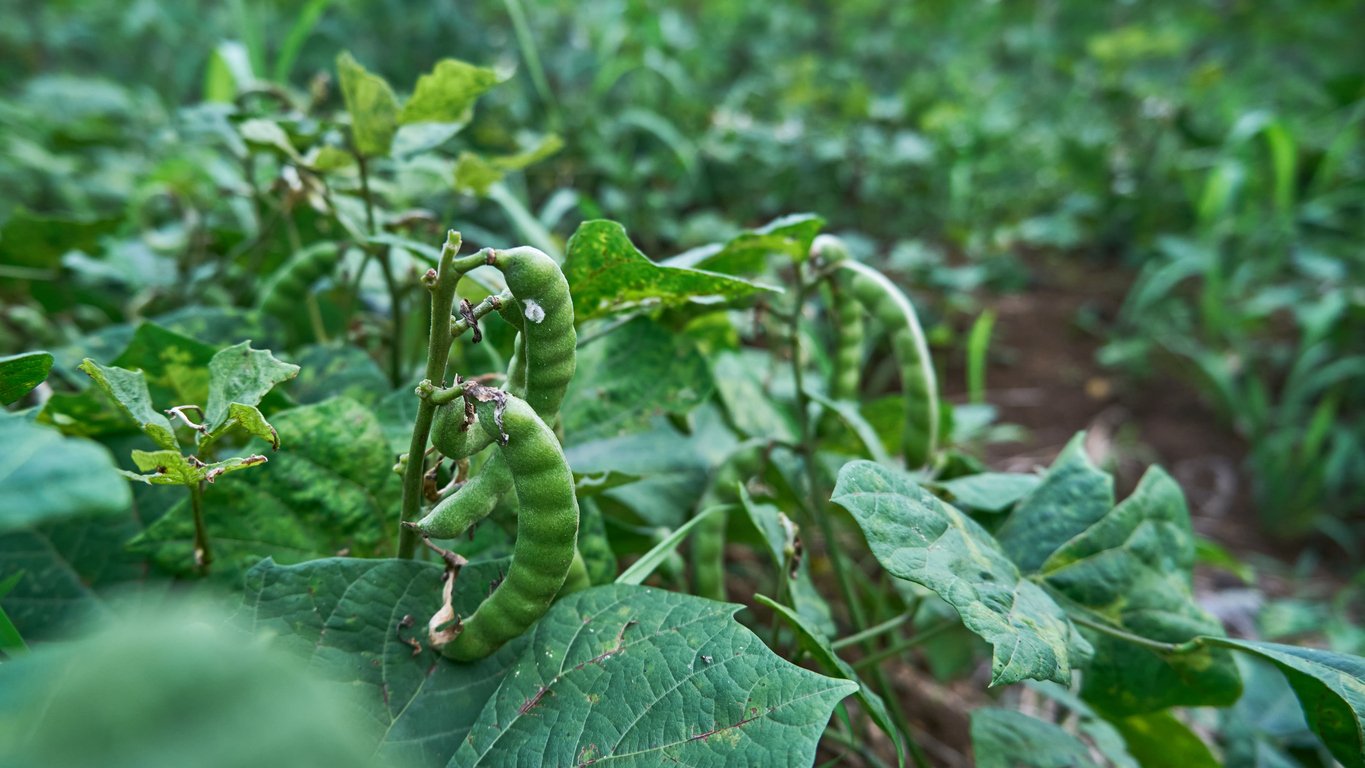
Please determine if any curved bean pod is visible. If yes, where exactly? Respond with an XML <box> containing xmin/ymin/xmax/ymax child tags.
<box><xmin>838</xmin><ymin>259</ymin><xmax>940</xmax><ymax>468</ymax></box>
<box><xmin>440</xmin><ymin>385</ymin><xmax>580</xmax><ymax>662</ymax></box>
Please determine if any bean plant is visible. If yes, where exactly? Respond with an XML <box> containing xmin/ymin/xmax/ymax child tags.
<box><xmin>1</xmin><ymin>47</ymin><xmax>1363</xmax><ymax>768</ymax></box>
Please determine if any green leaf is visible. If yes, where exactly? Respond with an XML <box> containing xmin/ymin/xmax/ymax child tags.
<box><xmin>77</xmin><ymin>358</ymin><xmax>178</xmax><ymax>449</ymax></box>
<box><xmin>0</xmin><ymin>601</ymin><xmax>380</xmax><ymax>768</ymax></box>
<box><xmin>561</xmin><ymin>316</ymin><xmax>713</xmax><ymax>441</ymax></box>
<box><xmin>336</xmin><ymin>51</ymin><xmax>400</xmax><ymax>157</ymax></box>
<box><xmin>287</xmin><ymin>343</ymin><xmax>389</xmax><ymax>407</ymax></box>
<box><xmin>0</xmin><ymin>510</ymin><xmax>151</xmax><ymax>641</ymax></box>
<box><xmin>564</xmin><ymin>220</ymin><xmax>779</xmax><ymax>323</ymax></box>
<box><xmin>452</xmin><ymin>584</ymin><xmax>856</xmax><ymax>766</ymax></box>
<box><xmin>0</xmin><ymin>352</ymin><xmax>53</xmax><ymax>406</ymax></box>
<box><xmin>131</xmin><ymin>398</ymin><xmax>398</xmax><ymax>579</ymax></box>
<box><xmin>238</xmin><ymin>557</ymin><xmax>522</xmax><ymax>767</ymax></box>
<box><xmin>0</xmin><ymin>419</ymin><xmax>132</xmax><ymax>531</ymax></box>
<box><xmin>710</xmin><ymin>349</ymin><xmax>799</xmax><ymax>442</ymax></box>
<box><xmin>203</xmin><ymin>341</ymin><xmax>299</xmax><ymax>434</ymax></box>
<box><xmin>1018</xmin><ymin>436</ymin><xmax>1241</xmax><ymax>713</ymax></box>
<box><xmin>109</xmin><ymin>323</ymin><xmax>217</xmax><ymax>406</ymax></box>
<box><xmin>120</xmin><ymin>449</ymin><xmax>267</xmax><ymax>486</ymax></box>
<box><xmin>452</xmin><ymin>135</ymin><xmax>564</xmax><ymax>195</ymax></box>
<box><xmin>1111</xmin><ymin>710</ymin><xmax>1220</xmax><ymax>768</ymax></box>
<box><xmin>996</xmin><ymin>435</ymin><xmax>1113</xmax><ymax>572</ymax></box>
<box><xmin>214</xmin><ymin>403</ymin><xmax>280</xmax><ymax>449</ymax></box>
<box><xmin>970</xmin><ymin>708</ymin><xmax>1100</xmax><ymax>768</ymax></box>
<box><xmin>832</xmin><ymin>460</ymin><xmax>1089</xmax><ymax>686</ymax></box>
<box><xmin>934</xmin><ymin>472</ymin><xmax>1042</xmax><ymax>513</ymax></box>
<box><xmin>239</xmin><ymin>118</ymin><xmax>301</xmax><ymax>161</ymax></box>
<box><xmin>665</xmin><ymin>214</ymin><xmax>826</xmax><ymax>274</ymax></box>
<box><xmin>0</xmin><ymin>571</ymin><xmax>27</xmax><ymax>655</ymax></box>
<box><xmin>756</xmin><ymin>594</ymin><xmax>903</xmax><ymax>766</ymax></box>
<box><xmin>1206</xmin><ymin>638</ymin><xmax>1365</xmax><ymax>767</ymax></box>
<box><xmin>399</xmin><ymin>58</ymin><xmax>500</xmax><ymax>126</ymax></box>
<box><xmin>0</xmin><ymin>208</ymin><xmax>118</xmax><ymax>272</ymax></box>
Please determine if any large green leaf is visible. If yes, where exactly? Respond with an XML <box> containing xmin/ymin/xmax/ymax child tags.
<box><xmin>1207</xmin><ymin>638</ymin><xmax>1365</xmax><ymax>768</ymax></box>
<box><xmin>399</xmin><ymin>58</ymin><xmax>500</xmax><ymax>126</ymax></box>
<box><xmin>0</xmin><ymin>419</ymin><xmax>131</xmax><ymax>531</ymax></box>
<box><xmin>337</xmin><ymin>51</ymin><xmax>400</xmax><ymax>157</ymax></box>
<box><xmin>564</xmin><ymin>220</ymin><xmax>779</xmax><ymax>323</ymax></box>
<box><xmin>0</xmin><ymin>509</ymin><xmax>151</xmax><ymax>641</ymax></box>
<box><xmin>0</xmin><ymin>601</ymin><xmax>380</xmax><ymax>768</ymax></box>
<box><xmin>756</xmin><ymin>595</ymin><xmax>903</xmax><ymax>766</ymax></box>
<box><xmin>1012</xmin><ymin>436</ymin><xmax>1241</xmax><ymax>713</ymax></box>
<box><xmin>238</xmin><ymin>557</ymin><xmax>522</xmax><ymax>768</ymax></box>
<box><xmin>0</xmin><ymin>351</ymin><xmax>53</xmax><ymax>405</ymax></box>
<box><xmin>109</xmin><ymin>322</ymin><xmax>217</xmax><ymax>407</ymax></box>
<box><xmin>970</xmin><ymin>708</ymin><xmax>1099</xmax><ymax>768</ymax></box>
<box><xmin>452</xmin><ymin>584</ymin><xmax>856</xmax><ymax>766</ymax></box>
<box><xmin>1111</xmin><ymin>710</ymin><xmax>1220</xmax><ymax>768</ymax></box>
<box><xmin>832</xmin><ymin>460</ymin><xmax>1089</xmax><ymax>686</ymax></box>
<box><xmin>131</xmin><ymin>398</ymin><xmax>399</xmax><ymax>578</ymax></box>
<box><xmin>288</xmin><ymin>343</ymin><xmax>391</xmax><ymax>407</ymax></box>
<box><xmin>561</xmin><ymin>316</ymin><xmax>713</xmax><ymax>441</ymax></box>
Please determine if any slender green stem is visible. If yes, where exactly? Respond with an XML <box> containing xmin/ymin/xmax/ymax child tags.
<box><xmin>356</xmin><ymin>153</ymin><xmax>404</xmax><ymax>385</ymax></box>
<box><xmin>190</xmin><ymin>481</ymin><xmax>212</xmax><ymax>576</ymax></box>
<box><xmin>397</xmin><ymin>232</ymin><xmax>465</xmax><ymax>559</ymax></box>
<box><xmin>831</xmin><ymin>613</ymin><xmax>910</xmax><ymax>651</ymax></box>
<box><xmin>851</xmin><ymin>620</ymin><xmax>958</xmax><ymax>671</ymax></box>
<box><xmin>1069</xmin><ymin>614</ymin><xmax>1205</xmax><ymax>654</ymax></box>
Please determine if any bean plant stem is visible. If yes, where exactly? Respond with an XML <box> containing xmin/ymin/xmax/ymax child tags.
<box><xmin>190</xmin><ymin>481</ymin><xmax>212</xmax><ymax>576</ymax></box>
<box><xmin>356</xmin><ymin>153</ymin><xmax>405</xmax><ymax>386</ymax></box>
<box><xmin>397</xmin><ymin>233</ymin><xmax>465</xmax><ymax>559</ymax></box>
<box><xmin>851</xmin><ymin>620</ymin><xmax>958</xmax><ymax>671</ymax></box>
<box><xmin>831</xmin><ymin>613</ymin><xmax>910</xmax><ymax>651</ymax></box>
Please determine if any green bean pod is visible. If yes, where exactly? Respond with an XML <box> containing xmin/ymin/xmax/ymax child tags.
<box><xmin>441</xmin><ymin>386</ymin><xmax>579</xmax><ymax>662</ymax></box>
<box><xmin>412</xmin><ymin>453</ymin><xmax>513</xmax><ymax>539</ymax></box>
<box><xmin>258</xmin><ymin>242</ymin><xmax>342</xmax><ymax>316</ymax></box>
<box><xmin>692</xmin><ymin>442</ymin><xmax>767</xmax><ymax>601</ymax></box>
<box><xmin>486</xmin><ymin>246</ymin><xmax>577</xmax><ymax>418</ymax></box>
<box><xmin>838</xmin><ymin>259</ymin><xmax>940</xmax><ymax>468</ymax></box>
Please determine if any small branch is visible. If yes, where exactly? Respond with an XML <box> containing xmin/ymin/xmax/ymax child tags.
<box><xmin>851</xmin><ymin>620</ymin><xmax>958</xmax><ymax>671</ymax></box>
<box><xmin>450</xmin><ymin>290</ymin><xmax>513</xmax><ymax>339</ymax></box>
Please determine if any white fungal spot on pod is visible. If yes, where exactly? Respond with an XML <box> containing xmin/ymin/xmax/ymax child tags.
<box><xmin>523</xmin><ymin>299</ymin><xmax>546</xmax><ymax>324</ymax></box>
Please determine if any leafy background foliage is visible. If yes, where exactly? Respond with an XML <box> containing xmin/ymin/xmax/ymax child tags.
<box><xmin>2</xmin><ymin>0</ymin><xmax>1363</xmax><ymax>766</ymax></box>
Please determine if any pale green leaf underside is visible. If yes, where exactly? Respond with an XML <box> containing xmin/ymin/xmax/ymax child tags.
<box><xmin>453</xmin><ymin>585</ymin><xmax>856</xmax><ymax>767</ymax></box>
<box><xmin>833</xmin><ymin>460</ymin><xmax>1088</xmax><ymax>686</ymax></box>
